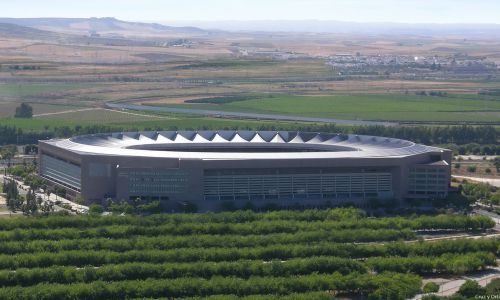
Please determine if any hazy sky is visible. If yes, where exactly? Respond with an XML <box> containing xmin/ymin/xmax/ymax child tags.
<box><xmin>2</xmin><ymin>0</ymin><xmax>500</xmax><ymax>24</ymax></box>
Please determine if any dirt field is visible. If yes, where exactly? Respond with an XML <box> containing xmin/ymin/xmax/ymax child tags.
<box><xmin>452</xmin><ymin>159</ymin><xmax>499</xmax><ymax>179</ymax></box>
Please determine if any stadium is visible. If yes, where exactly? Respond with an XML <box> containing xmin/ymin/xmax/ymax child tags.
<box><xmin>38</xmin><ymin>130</ymin><xmax>452</xmax><ymax>211</ymax></box>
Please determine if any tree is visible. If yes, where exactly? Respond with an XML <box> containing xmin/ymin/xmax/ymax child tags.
<box><xmin>422</xmin><ymin>282</ymin><xmax>439</xmax><ymax>293</ymax></box>
<box><xmin>14</xmin><ymin>103</ymin><xmax>33</xmax><ymax>118</ymax></box>
<box><xmin>485</xmin><ymin>278</ymin><xmax>500</xmax><ymax>295</ymax></box>
<box><xmin>458</xmin><ymin>280</ymin><xmax>484</xmax><ymax>298</ymax></box>
<box><xmin>490</xmin><ymin>194</ymin><xmax>500</xmax><ymax>206</ymax></box>
<box><xmin>89</xmin><ymin>204</ymin><xmax>104</xmax><ymax>215</ymax></box>
<box><xmin>467</xmin><ymin>165</ymin><xmax>477</xmax><ymax>173</ymax></box>
<box><xmin>74</xmin><ymin>196</ymin><xmax>85</xmax><ymax>205</ymax></box>
<box><xmin>4</xmin><ymin>179</ymin><xmax>19</xmax><ymax>211</ymax></box>
<box><xmin>23</xmin><ymin>188</ymin><xmax>38</xmax><ymax>215</ymax></box>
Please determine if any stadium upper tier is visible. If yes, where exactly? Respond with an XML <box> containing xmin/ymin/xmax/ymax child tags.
<box><xmin>44</xmin><ymin>130</ymin><xmax>444</xmax><ymax>159</ymax></box>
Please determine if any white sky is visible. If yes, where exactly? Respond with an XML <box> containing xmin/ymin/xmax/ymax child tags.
<box><xmin>2</xmin><ymin>0</ymin><xmax>500</xmax><ymax>24</ymax></box>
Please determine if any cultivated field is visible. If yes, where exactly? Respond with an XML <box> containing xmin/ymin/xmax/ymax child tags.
<box><xmin>1</xmin><ymin>24</ymin><xmax>500</xmax><ymax>130</ymax></box>
<box><xmin>0</xmin><ymin>210</ymin><xmax>495</xmax><ymax>299</ymax></box>
<box><xmin>151</xmin><ymin>93</ymin><xmax>500</xmax><ymax>123</ymax></box>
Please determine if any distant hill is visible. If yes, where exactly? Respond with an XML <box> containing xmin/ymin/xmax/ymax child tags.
<box><xmin>0</xmin><ymin>22</ymin><xmax>192</xmax><ymax>48</ymax></box>
<box><xmin>0</xmin><ymin>17</ymin><xmax>206</xmax><ymax>37</ymax></box>
<box><xmin>167</xmin><ymin>20</ymin><xmax>500</xmax><ymax>36</ymax></box>
<box><xmin>0</xmin><ymin>22</ymin><xmax>64</xmax><ymax>40</ymax></box>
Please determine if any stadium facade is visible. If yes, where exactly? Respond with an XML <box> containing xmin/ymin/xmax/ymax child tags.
<box><xmin>38</xmin><ymin>131</ymin><xmax>452</xmax><ymax>211</ymax></box>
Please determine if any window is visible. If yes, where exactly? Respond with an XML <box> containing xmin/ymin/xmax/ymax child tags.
<box><xmin>204</xmin><ymin>172</ymin><xmax>392</xmax><ymax>200</ymax></box>
<box><xmin>40</xmin><ymin>154</ymin><xmax>81</xmax><ymax>190</ymax></box>
<box><xmin>128</xmin><ymin>169</ymin><xmax>188</xmax><ymax>195</ymax></box>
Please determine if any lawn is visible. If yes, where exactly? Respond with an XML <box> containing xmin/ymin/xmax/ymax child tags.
<box><xmin>155</xmin><ymin>93</ymin><xmax>500</xmax><ymax>123</ymax></box>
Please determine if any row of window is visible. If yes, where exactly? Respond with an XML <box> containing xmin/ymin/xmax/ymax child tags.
<box><xmin>410</xmin><ymin>168</ymin><xmax>446</xmax><ymax>173</ymax></box>
<box><xmin>128</xmin><ymin>170</ymin><xmax>188</xmax><ymax>194</ymax></box>
<box><xmin>205</xmin><ymin>192</ymin><xmax>392</xmax><ymax>201</ymax></box>
<box><xmin>204</xmin><ymin>173</ymin><xmax>392</xmax><ymax>198</ymax></box>
<box><xmin>40</xmin><ymin>155</ymin><xmax>81</xmax><ymax>190</ymax></box>
<box><xmin>408</xmin><ymin>167</ymin><xmax>448</xmax><ymax>194</ymax></box>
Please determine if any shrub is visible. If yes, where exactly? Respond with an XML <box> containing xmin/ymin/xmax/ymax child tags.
<box><xmin>485</xmin><ymin>278</ymin><xmax>500</xmax><ymax>295</ymax></box>
<box><xmin>467</xmin><ymin>165</ymin><xmax>477</xmax><ymax>173</ymax></box>
<box><xmin>422</xmin><ymin>282</ymin><xmax>439</xmax><ymax>293</ymax></box>
<box><xmin>89</xmin><ymin>204</ymin><xmax>104</xmax><ymax>215</ymax></box>
<box><xmin>458</xmin><ymin>280</ymin><xmax>484</xmax><ymax>298</ymax></box>
<box><xmin>137</xmin><ymin>201</ymin><xmax>162</xmax><ymax>214</ymax></box>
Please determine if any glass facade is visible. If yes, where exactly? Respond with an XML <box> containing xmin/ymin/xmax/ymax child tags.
<box><xmin>40</xmin><ymin>154</ymin><xmax>81</xmax><ymax>190</ymax></box>
<box><xmin>408</xmin><ymin>167</ymin><xmax>448</xmax><ymax>197</ymax></box>
<box><xmin>204</xmin><ymin>172</ymin><xmax>392</xmax><ymax>201</ymax></box>
<box><xmin>128</xmin><ymin>170</ymin><xmax>189</xmax><ymax>196</ymax></box>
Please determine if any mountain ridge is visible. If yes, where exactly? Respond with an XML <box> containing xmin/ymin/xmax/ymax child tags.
<box><xmin>0</xmin><ymin>17</ymin><xmax>206</xmax><ymax>37</ymax></box>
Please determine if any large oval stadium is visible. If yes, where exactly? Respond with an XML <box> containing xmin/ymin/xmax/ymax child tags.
<box><xmin>39</xmin><ymin>131</ymin><xmax>452</xmax><ymax>211</ymax></box>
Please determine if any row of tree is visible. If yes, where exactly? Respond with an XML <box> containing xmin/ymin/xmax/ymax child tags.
<box><xmin>0</xmin><ymin>214</ymin><xmax>492</xmax><ymax>242</ymax></box>
<box><xmin>0</xmin><ymin>230</ymin><xmax>415</xmax><ymax>254</ymax></box>
<box><xmin>0</xmin><ymin>124</ymin><xmax>497</xmax><ymax>146</ymax></box>
<box><xmin>0</xmin><ymin>257</ymin><xmax>364</xmax><ymax>286</ymax></box>
<box><xmin>0</xmin><ymin>208</ymin><xmax>365</xmax><ymax>230</ymax></box>
<box><xmin>0</xmin><ymin>230</ymin><xmax>496</xmax><ymax>257</ymax></box>
<box><xmin>442</xmin><ymin>143</ymin><xmax>500</xmax><ymax>155</ymax></box>
<box><xmin>0</xmin><ymin>210</ymin><xmax>490</xmax><ymax>232</ymax></box>
<box><xmin>0</xmin><ymin>226</ymin><xmax>416</xmax><ymax>243</ymax></box>
<box><xmin>366</xmin><ymin>252</ymin><xmax>494</xmax><ymax>275</ymax></box>
<box><xmin>0</xmin><ymin>239</ymin><xmax>497</xmax><ymax>269</ymax></box>
<box><xmin>0</xmin><ymin>252</ymin><xmax>492</xmax><ymax>288</ymax></box>
<box><xmin>0</xmin><ymin>272</ymin><xmax>421</xmax><ymax>300</ymax></box>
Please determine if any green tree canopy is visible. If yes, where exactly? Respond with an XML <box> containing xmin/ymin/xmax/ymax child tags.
<box><xmin>14</xmin><ymin>103</ymin><xmax>33</xmax><ymax>118</ymax></box>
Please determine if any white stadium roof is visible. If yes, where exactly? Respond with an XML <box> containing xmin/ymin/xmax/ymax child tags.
<box><xmin>42</xmin><ymin>130</ymin><xmax>444</xmax><ymax>160</ymax></box>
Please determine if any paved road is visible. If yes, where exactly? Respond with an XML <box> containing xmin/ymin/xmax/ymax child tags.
<box><xmin>474</xmin><ymin>208</ymin><xmax>500</xmax><ymax>226</ymax></box>
<box><xmin>413</xmin><ymin>267</ymin><xmax>500</xmax><ymax>299</ymax></box>
<box><xmin>106</xmin><ymin>103</ymin><xmax>397</xmax><ymax>126</ymax></box>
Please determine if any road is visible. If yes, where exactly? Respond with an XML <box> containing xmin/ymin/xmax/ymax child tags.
<box><xmin>474</xmin><ymin>208</ymin><xmax>500</xmax><ymax>226</ymax></box>
<box><xmin>35</xmin><ymin>108</ymin><xmax>173</xmax><ymax>119</ymax></box>
<box><xmin>106</xmin><ymin>103</ymin><xmax>397</xmax><ymax>126</ymax></box>
<box><xmin>413</xmin><ymin>267</ymin><xmax>500</xmax><ymax>299</ymax></box>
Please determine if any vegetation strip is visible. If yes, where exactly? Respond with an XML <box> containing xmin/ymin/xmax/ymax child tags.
<box><xmin>0</xmin><ymin>252</ymin><xmax>493</xmax><ymax>287</ymax></box>
<box><xmin>0</xmin><ymin>272</ymin><xmax>421</xmax><ymax>300</ymax></box>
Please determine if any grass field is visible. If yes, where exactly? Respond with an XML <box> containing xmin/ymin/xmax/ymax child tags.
<box><xmin>0</xmin><ymin>102</ymin><xmax>84</xmax><ymax>118</ymax></box>
<box><xmin>35</xmin><ymin>108</ymin><xmax>173</xmax><ymax>123</ymax></box>
<box><xmin>153</xmin><ymin>93</ymin><xmax>500</xmax><ymax>123</ymax></box>
<box><xmin>0</xmin><ymin>112</ymin><xmax>323</xmax><ymax>132</ymax></box>
<box><xmin>0</xmin><ymin>83</ymin><xmax>91</xmax><ymax>98</ymax></box>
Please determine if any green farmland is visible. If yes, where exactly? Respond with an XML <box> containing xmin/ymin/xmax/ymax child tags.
<box><xmin>156</xmin><ymin>93</ymin><xmax>500</xmax><ymax>123</ymax></box>
<box><xmin>0</xmin><ymin>112</ymin><xmax>321</xmax><ymax>132</ymax></box>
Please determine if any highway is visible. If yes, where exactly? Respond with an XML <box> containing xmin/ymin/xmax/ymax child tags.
<box><xmin>106</xmin><ymin>103</ymin><xmax>397</xmax><ymax>126</ymax></box>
